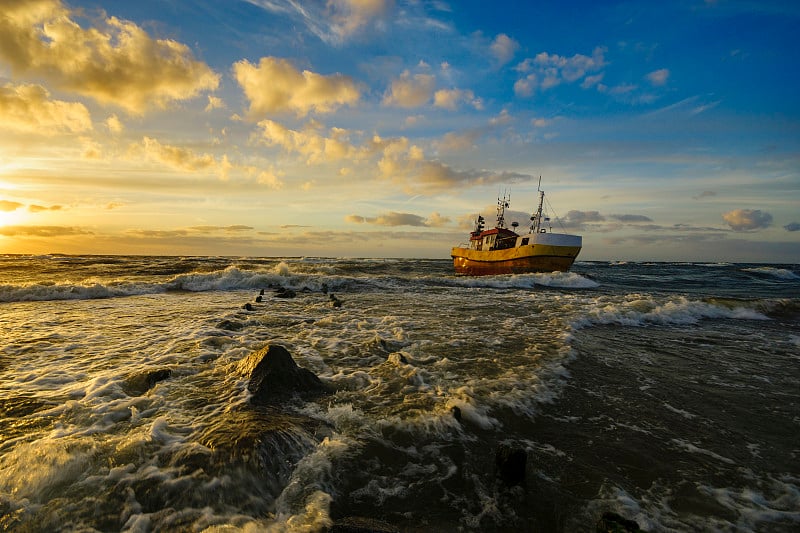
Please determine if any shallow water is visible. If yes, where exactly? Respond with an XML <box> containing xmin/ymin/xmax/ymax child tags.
<box><xmin>0</xmin><ymin>256</ymin><xmax>798</xmax><ymax>531</ymax></box>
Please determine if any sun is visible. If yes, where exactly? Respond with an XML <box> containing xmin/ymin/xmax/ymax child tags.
<box><xmin>0</xmin><ymin>208</ymin><xmax>26</xmax><ymax>228</ymax></box>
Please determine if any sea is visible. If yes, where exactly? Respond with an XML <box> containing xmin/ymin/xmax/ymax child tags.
<box><xmin>0</xmin><ymin>255</ymin><xmax>798</xmax><ymax>532</ymax></box>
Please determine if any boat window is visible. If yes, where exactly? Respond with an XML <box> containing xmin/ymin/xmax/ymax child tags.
<box><xmin>521</xmin><ymin>238</ymin><xmax>529</xmax><ymax>245</ymax></box>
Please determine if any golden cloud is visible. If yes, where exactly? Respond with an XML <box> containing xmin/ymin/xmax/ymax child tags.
<box><xmin>234</xmin><ymin>57</ymin><xmax>360</xmax><ymax>118</ymax></box>
<box><xmin>256</xmin><ymin>119</ymin><xmax>361</xmax><ymax>164</ymax></box>
<box><xmin>0</xmin><ymin>82</ymin><xmax>92</xmax><ymax>133</ymax></box>
<box><xmin>141</xmin><ymin>136</ymin><xmax>216</xmax><ymax>172</ymax></box>
<box><xmin>382</xmin><ymin>70</ymin><xmax>435</xmax><ymax>108</ymax></box>
<box><xmin>0</xmin><ymin>0</ymin><xmax>220</xmax><ymax>114</ymax></box>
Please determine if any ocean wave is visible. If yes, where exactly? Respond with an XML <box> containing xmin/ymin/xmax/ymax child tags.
<box><xmin>572</xmin><ymin>294</ymin><xmax>771</xmax><ymax>329</ymax></box>
<box><xmin>742</xmin><ymin>266</ymin><xmax>800</xmax><ymax>280</ymax></box>
<box><xmin>449</xmin><ymin>271</ymin><xmax>599</xmax><ymax>290</ymax></box>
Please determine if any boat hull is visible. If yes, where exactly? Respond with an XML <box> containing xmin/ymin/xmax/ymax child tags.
<box><xmin>451</xmin><ymin>237</ymin><xmax>581</xmax><ymax>275</ymax></box>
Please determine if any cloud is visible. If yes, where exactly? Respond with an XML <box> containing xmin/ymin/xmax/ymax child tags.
<box><xmin>0</xmin><ymin>225</ymin><xmax>92</xmax><ymax>237</ymax></box>
<box><xmin>783</xmin><ymin>222</ymin><xmax>800</xmax><ymax>232</ymax></box>
<box><xmin>244</xmin><ymin>0</ymin><xmax>393</xmax><ymax>45</ymax></box>
<box><xmin>693</xmin><ymin>190</ymin><xmax>716</xmax><ymax>200</ymax></box>
<box><xmin>560</xmin><ymin>210</ymin><xmax>606</xmax><ymax>229</ymax></box>
<box><xmin>515</xmin><ymin>46</ymin><xmax>607</xmax><ymax>96</ymax></box>
<box><xmin>0</xmin><ymin>83</ymin><xmax>92</xmax><ymax>133</ymax></box>
<box><xmin>0</xmin><ymin>0</ymin><xmax>220</xmax><ymax>114</ymax></box>
<box><xmin>0</xmin><ymin>200</ymin><xmax>24</xmax><ymax>212</ymax></box>
<box><xmin>256</xmin><ymin>119</ymin><xmax>360</xmax><ymax>164</ymax></box>
<box><xmin>490</xmin><ymin>33</ymin><xmax>519</xmax><ymax>65</ymax></box>
<box><xmin>610</xmin><ymin>214</ymin><xmax>653</xmax><ymax>222</ymax></box>
<box><xmin>646</xmin><ymin>68</ymin><xmax>670</xmax><ymax>86</ymax></box>
<box><xmin>433</xmin><ymin>88</ymin><xmax>481</xmax><ymax>110</ymax></box>
<box><xmin>233</xmin><ymin>57</ymin><xmax>360</xmax><ymax>118</ymax></box>
<box><xmin>141</xmin><ymin>136</ymin><xmax>216</xmax><ymax>172</ymax></box>
<box><xmin>28</xmin><ymin>204</ymin><xmax>63</xmax><ymax>212</ymax></box>
<box><xmin>383</xmin><ymin>70</ymin><xmax>436</xmax><ymax>108</ymax></box>
<box><xmin>722</xmin><ymin>209</ymin><xmax>773</xmax><ymax>231</ymax></box>
<box><xmin>345</xmin><ymin>211</ymin><xmax>451</xmax><ymax>227</ymax></box>
<box><xmin>106</xmin><ymin>114</ymin><xmax>123</xmax><ymax>134</ymax></box>
<box><xmin>327</xmin><ymin>0</ymin><xmax>393</xmax><ymax>41</ymax></box>
<box><xmin>188</xmin><ymin>225</ymin><xmax>254</xmax><ymax>233</ymax></box>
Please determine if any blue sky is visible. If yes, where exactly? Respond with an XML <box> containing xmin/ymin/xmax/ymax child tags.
<box><xmin>0</xmin><ymin>0</ymin><xmax>797</xmax><ymax>261</ymax></box>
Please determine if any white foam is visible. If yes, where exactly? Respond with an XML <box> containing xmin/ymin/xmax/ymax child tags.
<box><xmin>572</xmin><ymin>294</ymin><xmax>770</xmax><ymax>329</ymax></box>
<box><xmin>742</xmin><ymin>266</ymin><xmax>800</xmax><ymax>280</ymax></box>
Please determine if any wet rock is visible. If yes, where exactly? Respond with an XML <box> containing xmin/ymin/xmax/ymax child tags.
<box><xmin>124</xmin><ymin>368</ymin><xmax>172</xmax><ymax>396</ymax></box>
<box><xmin>260</xmin><ymin>289</ymin><xmax>265</xmax><ymax>295</ymax></box>
<box><xmin>274</xmin><ymin>287</ymin><xmax>296</xmax><ymax>298</ymax></box>
<box><xmin>243</xmin><ymin>303</ymin><xmax>254</xmax><ymax>311</ymax></box>
<box><xmin>596</xmin><ymin>512</ymin><xmax>644</xmax><ymax>532</ymax></box>
<box><xmin>238</xmin><ymin>345</ymin><xmax>329</xmax><ymax>405</ymax></box>
<box><xmin>216</xmin><ymin>319</ymin><xmax>244</xmax><ymax>331</ymax></box>
<box><xmin>329</xmin><ymin>293</ymin><xmax>342</xmax><ymax>308</ymax></box>
<box><xmin>255</xmin><ymin>295</ymin><xmax>263</xmax><ymax>303</ymax></box>
<box><xmin>328</xmin><ymin>516</ymin><xmax>400</xmax><ymax>533</ymax></box>
<box><xmin>451</xmin><ymin>405</ymin><xmax>462</xmax><ymax>423</ymax></box>
<box><xmin>495</xmin><ymin>443</ymin><xmax>527</xmax><ymax>486</ymax></box>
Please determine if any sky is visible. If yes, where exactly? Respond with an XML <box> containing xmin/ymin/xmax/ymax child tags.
<box><xmin>0</xmin><ymin>0</ymin><xmax>798</xmax><ymax>262</ymax></box>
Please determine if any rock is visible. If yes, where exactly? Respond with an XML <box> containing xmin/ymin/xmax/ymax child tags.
<box><xmin>243</xmin><ymin>303</ymin><xmax>254</xmax><ymax>311</ymax></box>
<box><xmin>217</xmin><ymin>319</ymin><xmax>244</xmax><ymax>331</ymax></box>
<box><xmin>238</xmin><ymin>345</ymin><xmax>329</xmax><ymax>405</ymax></box>
<box><xmin>255</xmin><ymin>295</ymin><xmax>263</xmax><ymax>303</ymax></box>
<box><xmin>274</xmin><ymin>287</ymin><xmax>296</xmax><ymax>298</ymax></box>
<box><xmin>329</xmin><ymin>293</ymin><xmax>342</xmax><ymax>308</ymax></box>
<box><xmin>596</xmin><ymin>512</ymin><xmax>643</xmax><ymax>532</ymax></box>
<box><xmin>327</xmin><ymin>516</ymin><xmax>400</xmax><ymax>533</ymax></box>
<box><xmin>451</xmin><ymin>405</ymin><xmax>462</xmax><ymax>423</ymax></box>
<box><xmin>260</xmin><ymin>289</ymin><xmax>265</xmax><ymax>295</ymax></box>
<box><xmin>495</xmin><ymin>443</ymin><xmax>527</xmax><ymax>486</ymax></box>
<box><xmin>124</xmin><ymin>368</ymin><xmax>172</xmax><ymax>396</ymax></box>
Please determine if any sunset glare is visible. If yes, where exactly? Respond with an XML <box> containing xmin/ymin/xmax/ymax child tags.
<box><xmin>0</xmin><ymin>0</ymin><xmax>798</xmax><ymax>261</ymax></box>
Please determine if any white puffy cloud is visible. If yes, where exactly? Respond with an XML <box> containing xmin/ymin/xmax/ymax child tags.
<box><xmin>233</xmin><ymin>57</ymin><xmax>360</xmax><ymax>118</ymax></box>
<box><xmin>647</xmin><ymin>68</ymin><xmax>670</xmax><ymax>86</ymax></box>
<box><xmin>514</xmin><ymin>46</ymin><xmax>607</xmax><ymax>96</ymax></box>
<box><xmin>490</xmin><ymin>33</ymin><xmax>519</xmax><ymax>65</ymax></box>
<box><xmin>722</xmin><ymin>209</ymin><xmax>773</xmax><ymax>231</ymax></box>
<box><xmin>0</xmin><ymin>0</ymin><xmax>220</xmax><ymax>114</ymax></box>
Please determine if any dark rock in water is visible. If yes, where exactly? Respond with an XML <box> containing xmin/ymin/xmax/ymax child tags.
<box><xmin>596</xmin><ymin>512</ymin><xmax>643</xmax><ymax>532</ymax></box>
<box><xmin>255</xmin><ymin>295</ymin><xmax>263</xmax><ymax>303</ymax></box>
<box><xmin>495</xmin><ymin>443</ymin><xmax>527</xmax><ymax>486</ymax></box>
<box><xmin>259</xmin><ymin>288</ymin><xmax>265</xmax><ymax>295</ymax></box>
<box><xmin>328</xmin><ymin>516</ymin><xmax>400</xmax><ymax>533</ymax></box>
<box><xmin>238</xmin><ymin>345</ymin><xmax>329</xmax><ymax>405</ymax></box>
<box><xmin>274</xmin><ymin>287</ymin><xmax>296</xmax><ymax>298</ymax></box>
<box><xmin>217</xmin><ymin>319</ymin><xmax>244</xmax><ymax>331</ymax></box>
<box><xmin>243</xmin><ymin>303</ymin><xmax>254</xmax><ymax>311</ymax></box>
<box><xmin>451</xmin><ymin>405</ymin><xmax>462</xmax><ymax>423</ymax></box>
<box><xmin>329</xmin><ymin>293</ymin><xmax>343</xmax><ymax>307</ymax></box>
<box><xmin>124</xmin><ymin>368</ymin><xmax>172</xmax><ymax>396</ymax></box>
<box><xmin>321</xmin><ymin>283</ymin><xmax>328</xmax><ymax>294</ymax></box>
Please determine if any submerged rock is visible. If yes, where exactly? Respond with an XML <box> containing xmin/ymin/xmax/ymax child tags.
<box><xmin>216</xmin><ymin>319</ymin><xmax>244</xmax><ymax>331</ymax></box>
<box><xmin>495</xmin><ymin>443</ymin><xmax>527</xmax><ymax>486</ymax></box>
<box><xmin>596</xmin><ymin>512</ymin><xmax>644</xmax><ymax>532</ymax></box>
<box><xmin>238</xmin><ymin>345</ymin><xmax>329</xmax><ymax>405</ymax></box>
<box><xmin>124</xmin><ymin>368</ymin><xmax>172</xmax><ymax>396</ymax></box>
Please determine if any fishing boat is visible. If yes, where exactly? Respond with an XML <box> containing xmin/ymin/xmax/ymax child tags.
<box><xmin>451</xmin><ymin>180</ymin><xmax>582</xmax><ymax>275</ymax></box>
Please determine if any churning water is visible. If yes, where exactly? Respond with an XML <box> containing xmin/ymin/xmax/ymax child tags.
<box><xmin>0</xmin><ymin>256</ymin><xmax>798</xmax><ymax>531</ymax></box>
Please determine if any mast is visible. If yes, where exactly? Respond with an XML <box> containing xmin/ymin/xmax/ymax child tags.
<box><xmin>531</xmin><ymin>176</ymin><xmax>545</xmax><ymax>233</ymax></box>
<box><xmin>496</xmin><ymin>191</ymin><xmax>510</xmax><ymax>229</ymax></box>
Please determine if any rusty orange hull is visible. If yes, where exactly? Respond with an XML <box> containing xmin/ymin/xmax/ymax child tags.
<box><xmin>451</xmin><ymin>243</ymin><xmax>581</xmax><ymax>275</ymax></box>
